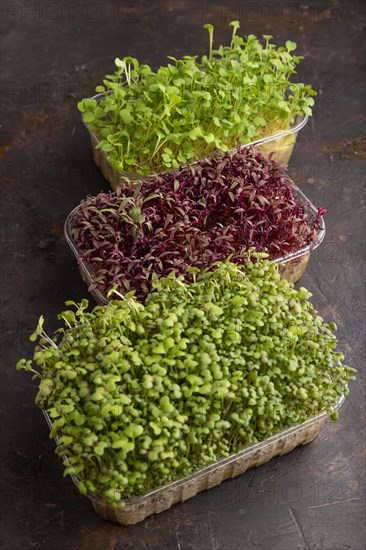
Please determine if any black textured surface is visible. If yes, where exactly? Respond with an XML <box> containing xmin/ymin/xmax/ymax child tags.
<box><xmin>1</xmin><ymin>1</ymin><xmax>365</xmax><ymax>549</ymax></box>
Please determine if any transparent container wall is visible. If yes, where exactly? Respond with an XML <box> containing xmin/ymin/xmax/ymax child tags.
<box><xmin>64</xmin><ymin>185</ymin><xmax>325</xmax><ymax>306</ymax></box>
<box><xmin>44</xmin><ymin>395</ymin><xmax>344</xmax><ymax>525</ymax></box>
<box><xmin>84</xmin><ymin>92</ymin><xmax>308</xmax><ymax>191</ymax></box>
<box><xmin>243</xmin><ymin>114</ymin><xmax>308</xmax><ymax>167</ymax></box>
<box><xmin>276</xmin><ymin>251</ymin><xmax>310</xmax><ymax>283</ymax></box>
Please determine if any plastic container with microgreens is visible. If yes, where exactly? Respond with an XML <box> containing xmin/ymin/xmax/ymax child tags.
<box><xmin>65</xmin><ymin>147</ymin><xmax>325</xmax><ymax>305</ymax></box>
<box><xmin>78</xmin><ymin>21</ymin><xmax>315</xmax><ymax>188</ymax></box>
<box><xmin>17</xmin><ymin>257</ymin><xmax>354</xmax><ymax>524</ymax></box>
<box><xmin>84</xmin><ymin>93</ymin><xmax>309</xmax><ymax>191</ymax></box>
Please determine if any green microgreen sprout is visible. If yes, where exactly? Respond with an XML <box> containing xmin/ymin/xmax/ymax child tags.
<box><xmin>16</xmin><ymin>254</ymin><xmax>355</xmax><ymax>506</ymax></box>
<box><xmin>78</xmin><ymin>22</ymin><xmax>316</xmax><ymax>177</ymax></box>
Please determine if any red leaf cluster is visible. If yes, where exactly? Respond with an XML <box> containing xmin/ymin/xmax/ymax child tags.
<box><xmin>71</xmin><ymin>148</ymin><xmax>324</xmax><ymax>298</ymax></box>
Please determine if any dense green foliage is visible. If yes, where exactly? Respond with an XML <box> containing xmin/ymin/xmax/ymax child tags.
<box><xmin>78</xmin><ymin>22</ymin><xmax>316</xmax><ymax>176</ymax></box>
<box><xmin>17</xmin><ymin>256</ymin><xmax>354</xmax><ymax>505</ymax></box>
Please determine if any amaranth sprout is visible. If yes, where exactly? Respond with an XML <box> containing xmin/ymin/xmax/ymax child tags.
<box><xmin>70</xmin><ymin>148</ymin><xmax>325</xmax><ymax>299</ymax></box>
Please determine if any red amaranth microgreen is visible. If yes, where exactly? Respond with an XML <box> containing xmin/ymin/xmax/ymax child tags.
<box><xmin>70</xmin><ymin>148</ymin><xmax>325</xmax><ymax>299</ymax></box>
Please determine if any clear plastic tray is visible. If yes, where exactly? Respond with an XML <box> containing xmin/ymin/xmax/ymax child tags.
<box><xmin>84</xmin><ymin>92</ymin><xmax>309</xmax><ymax>190</ymax></box>
<box><xmin>43</xmin><ymin>394</ymin><xmax>345</xmax><ymax>525</ymax></box>
<box><xmin>64</xmin><ymin>185</ymin><xmax>325</xmax><ymax>306</ymax></box>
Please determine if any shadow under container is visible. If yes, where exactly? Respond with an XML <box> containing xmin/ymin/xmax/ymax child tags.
<box><xmin>64</xmin><ymin>186</ymin><xmax>325</xmax><ymax>307</ymax></box>
<box><xmin>43</xmin><ymin>395</ymin><xmax>344</xmax><ymax>525</ymax></box>
<box><xmin>84</xmin><ymin>92</ymin><xmax>309</xmax><ymax>191</ymax></box>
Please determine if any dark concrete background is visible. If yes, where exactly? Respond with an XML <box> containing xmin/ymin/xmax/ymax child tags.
<box><xmin>0</xmin><ymin>1</ymin><xmax>365</xmax><ymax>549</ymax></box>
